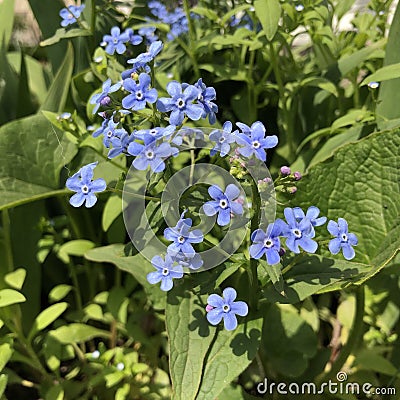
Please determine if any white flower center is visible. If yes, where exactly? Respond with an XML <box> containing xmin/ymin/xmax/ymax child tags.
<box><xmin>136</xmin><ymin>90</ymin><xmax>143</xmax><ymax>100</ymax></box>
<box><xmin>219</xmin><ymin>199</ymin><xmax>228</xmax><ymax>209</ymax></box>
<box><xmin>162</xmin><ymin>268</ymin><xmax>169</xmax><ymax>276</ymax></box>
<box><xmin>150</xmin><ymin>129</ymin><xmax>158</xmax><ymax>136</ymax></box>
<box><xmin>264</xmin><ymin>239</ymin><xmax>273</xmax><ymax>248</ymax></box>
<box><xmin>292</xmin><ymin>228</ymin><xmax>302</xmax><ymax>238</ymax></box>
<box><xmin>252</xmin><ymin>140</ymin><xmax>261</xmax><ymax>149</ymax></box>
<box><xmin>222</xmin><ymin>304</ymin><xmax>230</xmax><ymax>312</ymax></box>
<box><xmin>107</xmin><ymin>131</ymin><xmax>113</xmax><ymax>137</ymax></box>
<box><xmin>178</xmin><ymin>236</ymin><xmax>185</xmax><ymax>243</ymax></box>
<box><xmin>219</xmin><ymin>137</ymin><xmax>225</xmax><ymax>143</ymax></box>
<box><xmin>145</xmin><ymin>150</ymin><xmax>154</xmax><ymax>159</ymax></box>
<box><xmin>81</xmin><ymin>185</ymin><xmax>89</xmax><ymax>194</ymax></box>
<box><xmin>113</xmin><ymin>38</ymin><xmax>119</xmax><ymax>44</ymax></box>
<box><xmin>176</xmin><ymin>98</ymin><xmax>185</xmax><ymax>109</ymax></box>
<box><xmin>341</xmin><ymin>233</ymin><xmax>348</xmax><ymax>242</ymax></box>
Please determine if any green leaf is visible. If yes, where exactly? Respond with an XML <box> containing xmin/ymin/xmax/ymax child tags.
<box><xmin>262</xmin><ymin>255</ymin><xmax>370</xmax><ymax>303</ymax></box>
<box><xmin>40</xmin><ymin>43</ymin><xmax>74</xmax><ymax>113</ymax></box>
<box><xmin>355</xmin><ymin>349</ymin><xmax>398</xmax><ymax>376</ymax></box>
<box><xmin>0</xmin><ymin>0</ymin><xmax>15</xmax><ymax>47</ymax></box>
<box><xmin>7</xmin><ymin>52</ymin><xmax>49</xmax><ymax>105</ymax></box>
<box><xmin>49</xmin><ymin>284</ymin><xmax>73</xmax><ymax>303</ymax></box>
<box><xmin>29</xmin><ymin>302</ymin><xmax>68</xmax><ymax>339</ymax></box>
<box><xmin>0</xmin><ymin>343</ymin><xmax>12</xmax><ymax>371</ymax></box>
<box><xmin>4</xmin><ymin>268</ymin><xmax>26</xmax><ymax>290</ymax></box>
<box><xmin>40</xmin><ymin>28</ymin><xmax>91</xmax><ymax>47</ymax></box>
<box><xmin>85</xmin><ymin>244</ymin><xmax>166</xmax><ymax>310</ymax></box>
<box><xmin>0</xmin><ymin>114</ymin><xmax>77</xmax><ymax>210</ymax></box>
<box><xmin>262</xmin><ymin>305</ymin><xmax>317</xmax><ymax>377</ymax></box>
<box><xmin>16</xmin><ymin>52</ymin><xmax>36</xmax><ymax>117</ymax></box>
<box><xmin>191</xmin><ymin>6</ymin><xmax>218</xmax><ymax>21</ymax></box>
<box><xmin>102</xmin><ymin>194</ymin><xmax>123</xmax><ymax>231</ymax></box>
<box><xmin>291</xmin><ymin>129</ymin><xmax>400</xmax><ymax>286</ymax></box>
<box><xmin>0</xmin><ymin>289</ymin><xmax>26</xmax><ymax>308</ymax></box>
<box><xmin>45</xmin><ymin>385</ymin><xmax>64</xmax><ymax>400</ymax></box>
<box><xmin>377</xmin><ymin>2</ymin><xmax>400</xmax><ymax>119</ymax></box>
<box><xmin>50</xmin><ymin>323</ymin><xmax>110</xmax><ymax>344</ymax></box>
<box><xmin>254</xmin><ymin>0</ymin><xmax>281</xmax><ymax>41</ymax></box>
<box><xmin>57</xmin><ymin>240</ymin><xmax>95</xmax><ymax>264</ymax></box>
<box><xmin>0</xmin><ymin>374</ymin><xmax>7</xmax><ymax>397</ymax></box>
<box><xmin>258</xmin><ymin>259</ymin><xmax>284</xmax><ymax>294</ymax></box>
<box><xmin>361</xmin><ymin>63</ymin><xmax>400</xmax><ymax>86</ymax></box>
<box><xmin>166</xmin><ymin>278</ymin><xmax>262</xmax><ymax>400</ymax></box>
<box><xmin>331</xmin><ymin>109</ymin><xmax>372</xmax><ymax>130</ymax></box>
<box><xmin>300</xmin><ymin>77</ymin><xmax>338</xmax><ymax>97</ymax></box>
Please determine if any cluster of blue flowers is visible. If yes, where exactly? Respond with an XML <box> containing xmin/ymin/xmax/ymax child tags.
<box><xmin>147</xmin><ymin>1</ymin><xmax>189</xmax><ymax>41</ymax></box>
<box><xmin>250</xmin><ymin>206</ymin><xmax>358</xmax><ymax>263</ymax></box>
<box><xmin>63</xmin><ymin>10</ymin><xmax>359</xmax><ymax>332</ymax></box>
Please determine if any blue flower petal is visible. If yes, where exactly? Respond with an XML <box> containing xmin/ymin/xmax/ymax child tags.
<box><xmin>231</xmin><ymin>301</ymin><xmax>248</xmax><ymax>316</ymax></box>
<box><xmin>328</xmin><ymin>237</ymin><xmax>341</xmax><ymax>254</ymax></box>
<box><xmin>207</xmin><ymin>308</ymin><xmax>224</xmax><ymax>325</ymax></box>
<box><xmin>223</xmin><ymin>312</ymin><xmax>238</xmax><ymax>331</ymax></box>
<box><xmin>223</xmin><ymin>287</ymin><xmax>237</xmax><ymax>303</ymax></box>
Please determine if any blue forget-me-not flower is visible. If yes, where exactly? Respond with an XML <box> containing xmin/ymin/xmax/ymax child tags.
<box><xmin>206</xmin><ymin>287</ymin><xmax>248</xmax><ymax>331</ymax></box>
<box><xmin>157</xmin><ymin>81</ymin><xmax>204</xmax><ymax>126</ymax></box>
<box><xmin>209</xmin><ymin>121</ymin><xmax>237</xmax><ymax>157</ymax></box>
<box><xmin>235</xmin><ymin>121</ymin><xmax>278</xmax><ymax>161</ymax></box>
<box><xmin>280</xmin><ymin>207</ymin><xmax>318</xmax><ymax>254</ymax></box>
<box><xmin>90</xmin><ymin>79</ymin><xmax>122</xmax><ymax>114</ymax></box>
<box><xmin>164</xmin><ymin>212</ymin><xmax>204</xmax><ymax>257</ymax></box>
<box><xmin>66</xmin><ymin>162</ymin><xmax>106</xmax><ymax>208</ymax></box>
<box><xmin>59</xmin><ymin>5</ymin><xmax>85</xmax><ymax>27</ymax></box>
<box><xmin>249</xmin><ymin>221</ymin><xmax>284</xmax><ymax>265</ymax></box>
<box><xmin>122</xmin><ymin>73</ymin><xmax>158</xmax><ymax>111</ymax></box>
<box><xmin>127</xmin><ymin>136</ymin><xmax>177</xmax><ymax>173</ymax></box>
<box><xmin>102</xmin><ymin>27</ymin><xmax>130</xmax><ymax>55</ymax></box>
<box><xmin>203</xmin><ymin>184</ymin><xmax>243</xmax><ymax>226</ymax></box>
<box><xmin>328</xmin><ymin>218</ymin><xmax>358</xmax><ymax>260</ymax></box>
<box><xmin>147</xmin><ymin>254</ymin><xmax>184</xmax><ymax>291</ymax></box>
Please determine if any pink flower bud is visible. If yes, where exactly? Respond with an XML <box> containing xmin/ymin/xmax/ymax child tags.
<box><xmin>294</xmin><ymin>171</ymin><xmax>302</xmax><ymax>181</ymax></box>
<box><xmin>280</xmin><ymin>166</ymin><xmax>291</xmax><ymax>175</ymax></box>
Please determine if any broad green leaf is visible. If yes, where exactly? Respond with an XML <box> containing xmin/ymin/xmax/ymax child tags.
<box><xmin>262</xmin><ymin>305</ymin><xmax>317</xmax><ymax>377</ymax></box>
<box><xmin>102</xmin><ymin>194</ymin><xmax>123</xmax><ymax>231</ymax></box>
<box><xmin>85</xmin><ymin>244</ymin><xmax>166</xmax><ymax>310</ymax></box>
<box><xmin>167</xmin><ymin>277</ymin><xmax>262</xmax><ymax>400</ymax></box>
<box><xmin>40</xmin><ymin>27</ymin><xmax>91</xmax><ymax>47</ymax></box>
<box><xmin>254</xmin><ymin>0</ymin><xmax>281</xmax><ymax>41</ymax></box>
<box><xmin>361</xmin><ymin>63</ymin><xmax>400</xmax><ymax>86</ymax></box>
<box><xmin>377</xmin><ymin>2</ymin><xmax>400</xmax><ymax>119</ymax></box>
<box><xmin>0</xmin><ymin>289</ymin><xmax>26</xmax><ymax>307</ymax></box>
<box><xmin>262</xmin><ymin>255</ymin><xmax>370</xmax><ymax>303</ymax></box>
<box><xmin>16</xmin><ymin>52</ymin><xmax>36</xmax><ymax>118</ymax></box>
<box><xmin>29</xmin><ymin>302</ymin><xmax>68</xmax><ymax>339</ymax></box>
<box><xmin>0</xmin><ymin>114</ymin><xmax>77</xmax><ymax>210</ymax></box>
<box><xmin>50</xmin><ymin>323</ymin><xmax>110</xmax><ymax>344</ymax></box>
<box><xmin>0</xmin><ymin>343</ymin><xmax>12</xmax><ymax>371</ymax></box>
<box><xmin>290</xmin><ymin>129</ymin><xmax>400</xmax><ymax>289</ymax></box>
<box><xmin>4</xmin><ymin>268</ymin><xmax>26</xmax><ymax>290</ymax></box>
<box><xmin>49</xmin><ymin>284</ymin><xmax>73</xmax><ymax>303</ymax></box>
<box><xmin>57</xmin><ymin>240</ymin><xmax>95</xmax><ymax>264</ymax></box>
<box><xmin>258</xmin><ymin>259</ymin><xmax>284</xmax><ymax>294</ymax></box>
<box><xmin>7</xmin><ymin>52</ymin><xmax>49</xmax><ymax>104</ymax></box>
<box><xmin>307</xmin><ymin>125</ymin><xmax>362</xmax><ymax>169</ymax></box>
<box><xmin>300</xmin><ymin>77</ymin><xmax>338</xmax><ymax>97</ymax></box>
<box><xmin>331</xmin><ymin>109</ymin><xmax>372</xmax><ymax>130</ymax></box>
<box><xmin>40</xmin><ymin>43</ymin><xmax>74</xmax><ymax>113</ymax></box>
<box><xmin>195</xmin><ymin>316</ymin><xmax>262</xmax><ymax>400</ymax></box>
<box><xmin>336</xmin><ymin>40</ymin><xmax>384</xmax><ymax>76</ymax></box>
<box><xmin>215</xmin><ymin>262</ymin><xmax>243</xmax><ymax>287</ymax></box>
<box><xmin>0</xmin><ymin>44</ymin><xmax>18</xmax><ymax>124</ymax></box>
<box><xmin>355</xmin><ymin>349</ymin><xmax>398</xmax><ymax>376</ymax></box>
<box><xmin>0</xmin><ymin>0</ymin><xmax>15</xmax><ymax>47</ymax></box>
<box><xmin>0</xmin><ymin>374</ymin><xmax>7</xmax><ymax>397</ymax></box>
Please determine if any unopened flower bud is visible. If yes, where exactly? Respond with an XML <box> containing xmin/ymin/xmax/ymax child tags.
<box><xmin>289</xmin><ymin>186</ymin><xmax>297</xmax><ymax>194</ymax></box>
<box><xmin>294</xmin><ymin>171</ymin><xmax>302</xmax><ymax>181</ymax></box>
<box><xmin>280</xmin><ymin>166</ymin><xmax>291</xmax><ymax>175</ymax></box>
<box><xmin>100</xmin><ymin>96</ymin><xmax>111</xmax><ymax>106</ymax></box>
<box><xmin>206</xmin><ymin>305</ymin><xmax>213</xmax><ymax>312</ymax></box>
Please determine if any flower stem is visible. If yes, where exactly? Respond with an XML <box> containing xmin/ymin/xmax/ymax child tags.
<box><xmin>249</xmin><ymin>178</ymin><xmax>261</xmax><ymax>310</ymax></box>
<box><xmin>317</xmin><ymin>286</ymin><xmax>365</xmax><ymax>383</ymax></box>
<box><xmin>181</xmin><ymin>0</ymin><xmax>200</xmax><ymax>79</ymax></box>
